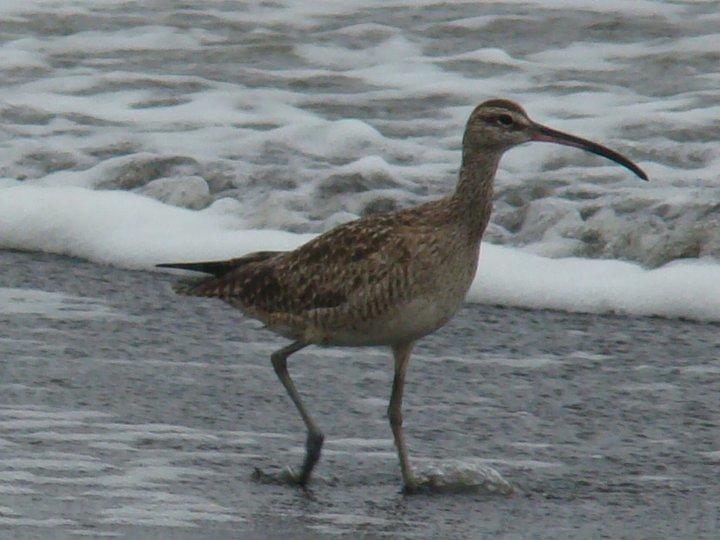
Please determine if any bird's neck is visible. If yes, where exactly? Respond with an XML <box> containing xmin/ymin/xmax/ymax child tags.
<box><xmin>451</xmin><ymin>152</ymin><xmax>500</xmax><ymax>241</ymax></box>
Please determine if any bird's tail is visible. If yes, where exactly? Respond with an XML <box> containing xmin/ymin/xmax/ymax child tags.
<box><xmin>156</xmin><ymin>261</ymin><xmax>237</xmax><ymax>296</ymax></box>
<box><xmin>157</xmin><ymin>260</ymin><xmax>239</xmax><ymax>275</ymax></box>
<box><xmin>157</xmin><ymin>251</ymin><xmax>285</xmax><ymax>297</ymax></box>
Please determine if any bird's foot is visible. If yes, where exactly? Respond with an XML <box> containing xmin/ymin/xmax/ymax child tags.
<box><xmin>401</xmin><ymin>479</ymin><xmax>423</xmax><ymax>495</ymax></box>
<box><xmin>251</xmin><ymin>465</ymin><xmax>316</xmax><ymax>495</ymax></box>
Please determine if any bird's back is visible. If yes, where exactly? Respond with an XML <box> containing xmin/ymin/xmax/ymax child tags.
<box><xmin>163</xmin><ymin>198</ymin><xmax>479</xmax><ymax>346</ymax></box>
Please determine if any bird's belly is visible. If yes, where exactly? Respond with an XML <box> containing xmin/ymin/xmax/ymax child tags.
<box><xmin>264</xmin><ymin>244</ymin><xmax>480</xmax><ymax>347</ymax></box>
<box><xmin>319</xmin><ymin>286</ymin><xmax>468</xmax><ymax>347</ymax></box>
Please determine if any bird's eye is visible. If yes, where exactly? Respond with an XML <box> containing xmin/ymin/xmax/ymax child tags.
<box><xmin>496</xmin><ymin>114</ymin><xmax>514</xmax><ymax>126</ymax></box>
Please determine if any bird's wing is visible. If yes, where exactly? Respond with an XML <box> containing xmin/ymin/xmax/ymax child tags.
<box><xmin>167</xmin><ymin>209</ymin><xmax>441</xmax><ymax>317</ymax></box>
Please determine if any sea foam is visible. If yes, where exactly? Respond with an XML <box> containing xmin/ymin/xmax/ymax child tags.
<box><xmin>0</xmin><ymin>0</ymin><xmax>717</xmax><ymax>267</ymax></box>
<box><xmin>1</xmin><ymin>185</ymin><xmax>718</xmax><ymax>322</ymax></box>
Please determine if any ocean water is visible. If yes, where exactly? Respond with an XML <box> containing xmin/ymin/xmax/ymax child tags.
<box><xmin>1</xmin><ymin>2</ymin><xmax>720</xmax><ymax>536</ymax></box>
<box><xmin>0</xmin><ymin>0</ymin><xmax>719</xmax><ymax>268</ymax></box>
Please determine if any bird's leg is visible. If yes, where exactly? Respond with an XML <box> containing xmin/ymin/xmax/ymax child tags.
<box><xmin>388</xmin><ymin>341</ymin><xmax>418</xmax><ymax>493</ymax></box>
<box><xmin>270</xmin><ymin>341</ymin><xmax>324</xmax><ymax>487</ymax></box>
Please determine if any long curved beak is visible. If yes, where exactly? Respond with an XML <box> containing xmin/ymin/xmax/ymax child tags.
<box><xmin>532</xmin><ymin>123</ymin><xmax>648</xmax><ymax>181</ymax></box>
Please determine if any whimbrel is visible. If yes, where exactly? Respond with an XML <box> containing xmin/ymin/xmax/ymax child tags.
<box><xmin>158</xmin><ymin>99</ymin><xmax>647</xmax><ymax>492</ymax></box>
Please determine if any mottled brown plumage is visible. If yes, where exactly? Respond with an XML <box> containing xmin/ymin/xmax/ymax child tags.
<box><xmin>158</xmin><ymin>99</ymin><xmax>647</xmax><ymax>492</ymax></box>
<box><xmin>165</xmin><ymin>198</ymin><xmax>482</xmax><ymax>347</ymax></box>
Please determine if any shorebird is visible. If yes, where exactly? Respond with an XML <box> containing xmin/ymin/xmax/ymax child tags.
<box><xmin>158</xmin><ymin>99</ymin><xmax>647</xmax><ymax>493</ymax></box>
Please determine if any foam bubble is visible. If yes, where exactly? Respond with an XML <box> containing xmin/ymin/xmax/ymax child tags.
<box><xmin>415</xmin><ymin>460</ymin><xmax>514</xmax><ymax>495</ymax></box>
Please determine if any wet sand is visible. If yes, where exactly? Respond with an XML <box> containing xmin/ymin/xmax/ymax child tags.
<box><xmin>1</xmin><ymin>249</ymin><xmax>719</xmax><ymax>538</ymax></box>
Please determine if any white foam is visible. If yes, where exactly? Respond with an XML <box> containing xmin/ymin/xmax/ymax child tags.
<box><xmin>1</xmin><ymin>184</ymin><xmax>719</xmax><ymax>322</ymax></box>
<box><xmin>0</xmin><ymin>185</ymin><xmax>310</xmax><ymax>268</ymax></box>
<box><xmin>296</xmin><ymin>35</ymin><xmax>419</xmax><ymax>70</ymax></box>
<box><xmin>0</xmin><ymin>485</ymin><xmax>34</xmax><ymax>495</ymax></box>
<box><xmin>0</xmin><ymin>408</ymin><xmax>109</xmax><ymax>420</ymax></box>
<box><xmin>470</xmin><ymin>244</ymin><xmax>720</xmax><ymax>321</ymax></box>
<box><xmin>0</xmin><ymin>287</ymin><xmax>124</xmax><ymax>320</ymax></box>
<box><xmin>0</xmin><ymin>40</ymin><xmax>48</xmax><ymax>69</ymax></box>
<box><xmin>268</xmin><ymin>119</ymin><xmax>387</xmax><ymax>159</ymax></box>
<box><xmin>0</xmin><ymin>419</ymin><xmax>85</xmax><ymax>430</ymax></box>
<box><xmin>2</xmin><ymin>456</ymin><xmax>107</xmax><ymax>473</ymax></box>
<box><xmin>46</xmin><ymin>27</ymin><xmax>215</xmax><ymax>53</ymax></box>
<box><xmin>415</xmin><ymin>460</ymin><xmax>514</xmax><ymax>495</ymax></box>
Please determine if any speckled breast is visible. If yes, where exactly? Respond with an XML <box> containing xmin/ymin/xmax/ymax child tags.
<box><xmin>314</xmin><ymin>243</ymin><xmax>481</xmax><ymax>347</ymax></box>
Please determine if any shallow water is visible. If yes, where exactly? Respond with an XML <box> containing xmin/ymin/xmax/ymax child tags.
<box><xmin>1</xmin><ymin>0</ymin><xmax>719</xmax><ymax>266</ymax></box>
<box><xmin>1</xmin><ymin>250</ymin><xmax>719</xmax><ymax>538</ymax></box>
<box><xmin>1</xmin><ymin>2</ymin><xmax>720</xmax><ymax>537</ymax></box>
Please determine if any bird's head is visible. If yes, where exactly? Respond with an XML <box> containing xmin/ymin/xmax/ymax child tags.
<box><xmin>463</xmin><ymin>99</ymin><xmax>648</xmax><ymax>181</ymax></box>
